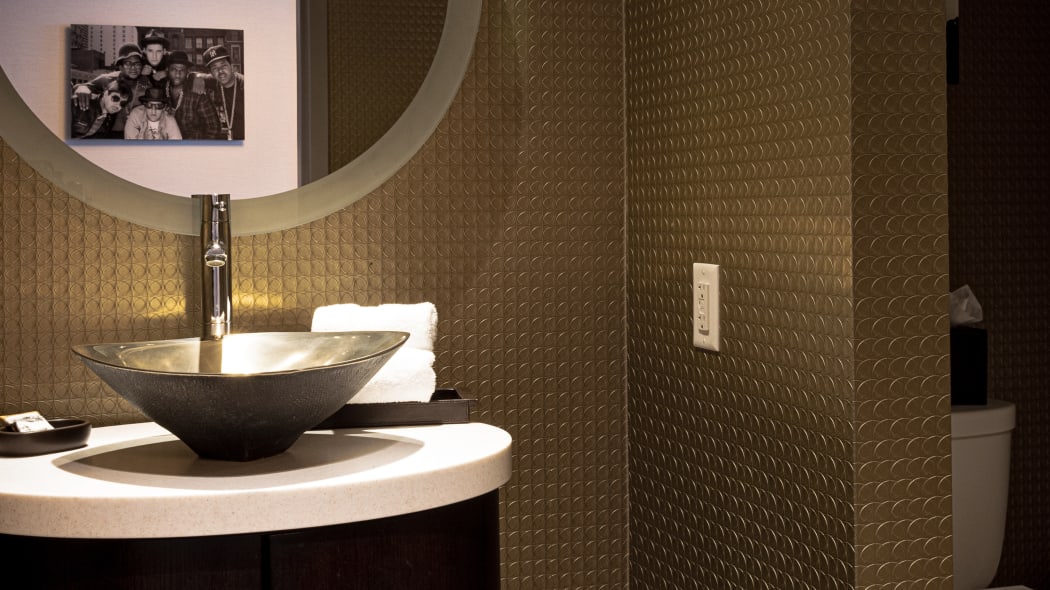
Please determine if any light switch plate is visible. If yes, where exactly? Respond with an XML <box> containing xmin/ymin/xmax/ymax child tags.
<box><xmin>692</xmin><ymin>263</ymin><xmax>720</xmax><ymax>351</ymax></box>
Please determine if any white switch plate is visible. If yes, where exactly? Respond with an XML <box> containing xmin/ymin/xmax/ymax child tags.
<box><xmin>692</xmin><ymin>263</ymin><xmax>720</xmax><ymax>351</ymax></box>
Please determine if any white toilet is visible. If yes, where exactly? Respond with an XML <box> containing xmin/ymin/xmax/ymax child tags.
<box><xmin>951</xmin><ymin>398</ymin><xmax>1030</xmax><ymax>590</ymax></box>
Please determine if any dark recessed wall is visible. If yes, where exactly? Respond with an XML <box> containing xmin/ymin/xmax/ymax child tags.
<box><xmin>948</xmin><ymin>2</ymin><xmax>1050</xmax><ymax>586</ymax></box>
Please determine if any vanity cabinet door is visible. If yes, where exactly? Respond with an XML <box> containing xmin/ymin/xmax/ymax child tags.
<box><xmin>0</xmin><ymin>492</ymin><xmax>500</xmax><ymax>589</ymax></box>
<box><xmin>267</xmin><ymin>491</ymin><xmax>500</xmax><ymax>590</ymax></box>
<box><xmin>0</xmin><ymin>533</ymin><xmax>262</xmax><ymax>589</ymax></box>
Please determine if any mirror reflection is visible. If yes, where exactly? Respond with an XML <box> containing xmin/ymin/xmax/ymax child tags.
<box><xmin>0</xmin><ymin>0</ymin><xmax>480</xmax><ymax>235</ymax></box>
<box><xmin>1</xmin><ymin>0</ymin><xmax>442</xmax><ymax>198</ymax></box>
<box><xmin>300</xmin><ymin>0</ymin><xmax>444</xmax><ymax>184</ymax></box>
<box><xmin>319</xmin><ymin>1</ymin><xmax>444</xmax><ymax>179</ymax></box>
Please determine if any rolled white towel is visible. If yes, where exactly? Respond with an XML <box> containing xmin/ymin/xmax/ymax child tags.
<box><xmin>311</xmin><ymin>303</ymin><xmax>437</xmax><ymax>351</ymax></box>
<box><xmin>312</xmin><ymin>303</ymin><xmax>438</xmax><ymax>404</ymax></box>
<box><xmin>346</xmin><ymin>348</ymin><xmax>436</xmax><ymax>404</ymax></box>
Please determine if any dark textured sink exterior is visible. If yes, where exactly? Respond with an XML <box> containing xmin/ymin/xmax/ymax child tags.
<box><xmin>73</xmin><ymin>331</ymin><xmax>409</xmax><ymax>461</ymax></box>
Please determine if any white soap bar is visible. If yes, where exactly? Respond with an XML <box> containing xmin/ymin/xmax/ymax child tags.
<box><xmin>0</xmin><ymin>411</ymin><xmax>54</xmax><ymax>432</ymax></box>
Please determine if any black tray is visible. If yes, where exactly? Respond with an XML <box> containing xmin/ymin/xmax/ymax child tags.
<box><xmin>0</xmin><ymin>419</ymin><xmax>92</xmax><ymax>457</ymax></box>
<box><xmin>312</xmin><ymin>389</ymin><xmax>476</xmax><ymax>430</ymax></box>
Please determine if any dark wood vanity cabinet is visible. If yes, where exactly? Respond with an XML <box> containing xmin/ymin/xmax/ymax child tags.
<box><xmin>0</xmin><ymin>491</ymin><xmax>499</xmax><ymax>590</ymax></box>
<box><xmin>268</xmin><ymin>490</ymin><xmax>499</xmax><ymax>589</ymax></box>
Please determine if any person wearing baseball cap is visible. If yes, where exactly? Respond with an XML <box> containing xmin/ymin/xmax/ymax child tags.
<box><xmin>201</xmin><ymin>45</ymin><xmax>244</xmax><ymax>140</ymax></box>
<box><xmin>71</xmin><ymin>43</ymin><xmax>151</xmax><ymax>137</ymax></box>
<box><xmin>164</xmin><ymin>51</ymin><xmax>223</xmax><ymax>139</ymax></box>
<box><xmin>124</xmin><ymin>87</ymin><xmax>182</xmax><ymax>140</ymax></box>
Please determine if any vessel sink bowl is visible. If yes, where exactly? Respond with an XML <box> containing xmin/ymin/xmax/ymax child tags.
<box><xmin>72</xmin><ymin>331</ymin><xmax>409</xmax><ymax>461</ymax></box>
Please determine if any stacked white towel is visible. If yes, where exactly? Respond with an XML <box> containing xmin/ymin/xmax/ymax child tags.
<box><xmin>311</xmin><ymin>303</ymin><xmax>438</xmax><ymax>404</ymax></box>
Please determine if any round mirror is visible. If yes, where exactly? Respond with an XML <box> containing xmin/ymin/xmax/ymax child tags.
<box><xmin>0</xmin><ymin>0</ymin><xmax>480</xmax><ymax>235</ymax></box>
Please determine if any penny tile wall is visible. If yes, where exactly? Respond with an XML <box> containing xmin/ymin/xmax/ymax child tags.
<box><xmin>626</xmin><ymin>1</ymin><xmax>951</xmax><ymax>588</ymax></box>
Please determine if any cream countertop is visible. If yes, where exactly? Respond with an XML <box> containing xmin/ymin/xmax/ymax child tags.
<box><xmin>0</xmin><ymin>421</ymin><xmax>511</xmax><ymax>539</ymax></box>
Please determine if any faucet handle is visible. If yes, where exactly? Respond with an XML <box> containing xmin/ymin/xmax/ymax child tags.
<box><xmin>196</xmin><ymin>194</ymin><xmax>231</xmax><ymax>223</ymax></box>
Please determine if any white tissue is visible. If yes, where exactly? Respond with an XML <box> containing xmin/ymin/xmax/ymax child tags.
<box><xmin>311</xmin><ymin>303</ymin><xmax>438</xmax><ymax>404</ymax></box>
<box><xmin>949</xmin><ymin>285</ymin><xmax>984</xmax><ymax>326</ymax></box>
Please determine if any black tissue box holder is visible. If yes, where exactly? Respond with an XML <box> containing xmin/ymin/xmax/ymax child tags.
<box><xmin>950</xmin><ymin>326</ymin><xmax>987</xmax><ymax>405</ymax></box>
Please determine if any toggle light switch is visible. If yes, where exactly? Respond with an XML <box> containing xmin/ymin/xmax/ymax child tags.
<box><xmin>692</xmin><ymin>263</ymin><xmax>720</xmax><ymax>351</ymax></box>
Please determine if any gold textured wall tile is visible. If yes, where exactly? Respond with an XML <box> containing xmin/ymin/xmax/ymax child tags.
<box><xmin>850</xmin><ymin>2</ymin><xmax>951</xmax><ymax>589</ymax></box>
<box><xmin>628</xmin><ymin>0</ymin><xmax>951</xmax><ymax>588</ymax></box>
<box><xmin>627</xmin><ymin>0</ymin><xmax>857</xmax><ymax>587</ymax></box>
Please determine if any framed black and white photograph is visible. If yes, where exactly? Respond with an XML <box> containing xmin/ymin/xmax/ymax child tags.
<box><xmin>3</xmin><ymin>1</ymin><xmax>297</xmax><ymax>198</ymax></box>
<box><xmin>70</xmin><ymin>25</ymin><xmax>245</xmax><ymax>141</ymax></box>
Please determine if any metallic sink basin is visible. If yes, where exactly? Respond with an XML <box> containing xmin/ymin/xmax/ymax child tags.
<box><xmin>72</xmin><ymin>331</ymin><xmax>409</xmax><ymax>461</ymax></box>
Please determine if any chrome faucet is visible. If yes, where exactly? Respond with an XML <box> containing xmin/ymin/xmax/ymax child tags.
<box><xmin>198</xmin><ymin>194</ymin><xmax>232</xmax><ymax>340</ymax></box>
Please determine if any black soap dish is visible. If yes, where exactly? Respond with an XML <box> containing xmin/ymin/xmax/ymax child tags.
<box><xmin>0</xmin><ymin>419</ymin><xmax>91</xmax><ymax>457</ymax></box>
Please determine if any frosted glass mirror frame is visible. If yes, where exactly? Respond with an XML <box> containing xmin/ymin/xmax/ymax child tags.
<box><xmin>0</xmin><ymin>0</ymin><xmax>480</xmax><ymax>236</ymax></box>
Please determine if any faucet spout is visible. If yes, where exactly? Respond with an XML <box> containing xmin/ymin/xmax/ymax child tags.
<box><xmin>204</xmin><ymin>241</ymin><xmax>228</xmax><ymax>268</ymax></box>
<box><xmin>198</xmin><ymin>194</ymin><xmax>232</xmax><ymax>340</ymax></box>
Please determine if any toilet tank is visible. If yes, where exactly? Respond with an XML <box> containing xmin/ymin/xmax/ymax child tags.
<box><xmin>951</xmin><ymin>398</ymin><xmax>1016</xmax><ymax>590</ymax></box>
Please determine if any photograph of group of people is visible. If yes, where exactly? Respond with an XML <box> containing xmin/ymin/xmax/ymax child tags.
<box><xmin>69</xmin><ymin>25</ymin><xmax>245</xmax><ymax>141</ymax></box>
